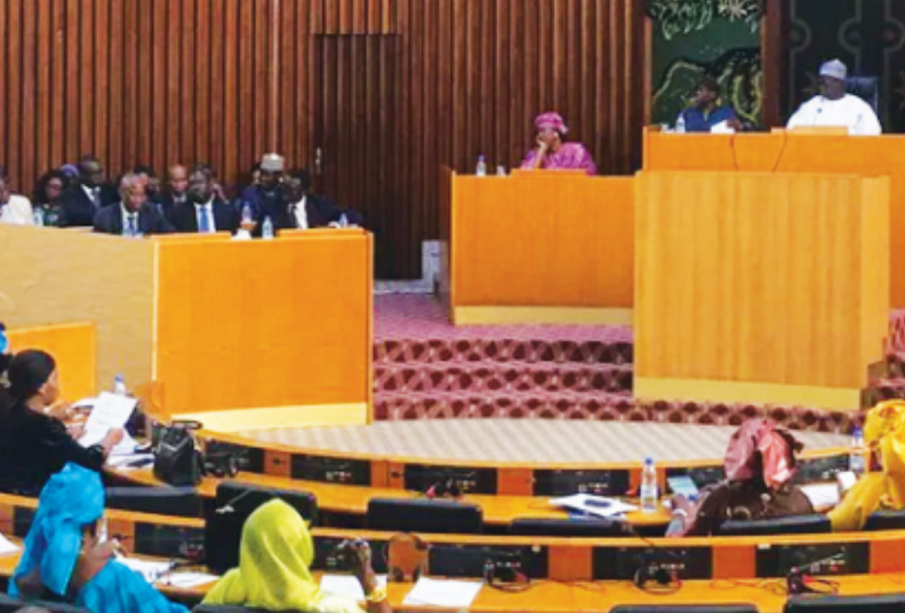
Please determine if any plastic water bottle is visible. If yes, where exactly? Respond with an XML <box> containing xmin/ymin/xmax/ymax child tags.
<box><xmin>339</xmin><ymin>213</ymin><xmax>349</xmax><ymax>227</ymax></box>
<box><xmin>496</xmin><ymin>165</ymin><xmax>507</xmax><ymax>177</ymax></box>
<box><xmin>476</xmin><ymin>155</ymin><xmax>487</xmax><ymax>177</ymax></box>
<box><xmin>33</xmin><ymin>207</ymin><xmax>45</xmax><ymax>227</ymax></box>
<box><xmin>262</xmin><ymin>216</ymin><xmax>274</xmax><ymax>239</ymax></box>
<box><xmin>241</xmin><ymin>204</ymin><xmax>253</xmax><ymax>224</ymax></box>
<box><xmin>113</xmin><ymin>374</ymin><xmax>127</xmax><ymax>396</ymax></box>
<box><xmin>675</xmin><ymin>113</ymin><xmax>686</xmax><ymax>134</ymax></box>
<box><xmin>850</xmin><ymin>428</ymin><xmax>866</xmax><ymax>476</ymax></box>
<box><xmin>640</xmin><ymin>457</ymin><xmax>658</xmax><ymax>513</ymax></box>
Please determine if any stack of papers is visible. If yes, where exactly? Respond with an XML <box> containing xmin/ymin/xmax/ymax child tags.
<box><xmin>77</xmin><ymin>392</ymin><xmax>139</xmax><ymax>455</ymax></box>
<box><xmin>800</xmin><ymin>483</ymin><xmax>841</xmax><ymax>510</ymax></box>
<box><xmin>0</xmin><ymin>533</ymin><xmax>20</xmax><ymax>556</ymax></box>
<box><xmin>320</xmin><ymin>574</ymin><xmax>388</xmax><ymax>600</ymax></box>
<box><xmin>116</xmin><ymin>556</ymin><xmax>173</xmax><ymax>584</ymax></box>
<box><xmin>402</xmin><ymin>577</ymin><xmax>483</xmax><ymax>609</ymax></box>
<box><xmin>161</xmin><ymin>571</ymin><xmax>220</xmax><ymax>589</ymax></box>
<box><xmin>549</xmin><ymin>493</ymin><xmax>638</xmax><ymax>518</ymax></box>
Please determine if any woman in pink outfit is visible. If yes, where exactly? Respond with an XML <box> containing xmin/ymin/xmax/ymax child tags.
<box><xmin>520</xmin><ymin>112</ymin><xmax>597</xmax><ymax>176</ymax></box>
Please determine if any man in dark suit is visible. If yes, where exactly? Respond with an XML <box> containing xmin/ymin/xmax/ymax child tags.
<box><xmin>155</xmin><ymin>164</ymin><xmax>190</xmax><ymax>223</ymax></box>
<box><xmin>62</xmin><ymin>155</ymin><xmax>117</xmax><ymax>227</ymax></box>
<box><xmin>92</xmin><ymin>173</ymin><xmax>173</xmax><ymax>237</ymax></box>
<box><xmin>171</xmin><ymin>165</ymin><xmax>239</xmax><ymax>234</ymax></box>
<box><xmin>270</xmin><ymin>168</ymin><xmax>349</xmax><ymax>231</ymax></box>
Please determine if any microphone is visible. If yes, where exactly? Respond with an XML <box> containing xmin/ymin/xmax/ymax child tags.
<box><xmin>214</xmin><ymin>488</ymin><xmax>258</xmax><ymax>515</ymax></box>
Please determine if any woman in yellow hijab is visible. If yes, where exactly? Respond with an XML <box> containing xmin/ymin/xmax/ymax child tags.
<box><xmin>203</xmin><ymin>499</ymin><xmax>391</xmax><ymax>613</ymax></box>
<box><xmin>829</xmin><ymin>401</ymin><xmax>905</xmax><ymax>531</ymax></box>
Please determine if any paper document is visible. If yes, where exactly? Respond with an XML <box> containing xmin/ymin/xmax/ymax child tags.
<box><xmin>321</xmin><ymin>574</ymin><xmax>388</xmax><ymax>600</ymax></box>
<box><xmin>0</xmin><ymin>533</ymin><xmax>20</xmax><ymax>556</ymax></box>
<box><xmin>106</xmin><ymin>454</ymin><xmax>154</xmax><ymax>469</ymax></box>
<box><xmin>800</xmin><ymin>483</ymin><xmax>841</xmax><ymax>510</ymax></box>
<box><xmin>161</xmin><ymin>571</ymin><xmax>220</xmax><ymax>589</ymax></box>
<box><xmin>79</xmin><ymin>392</ymin><xmax>138</xmax><ymax>449</ymax></box>
<box><xmin>403</xmin><ymin>577</ymin><xmax>483</xmax><ymax>609</ymax></box>
<box><xmin>116</xmin><ymin>557</ymin><xmax>173</xmax><ymax>584</ymax></box>
<box><xmin>550</xmin><ymin>493</ymin><xmax>639</xmax><ymax>518</ymax></box>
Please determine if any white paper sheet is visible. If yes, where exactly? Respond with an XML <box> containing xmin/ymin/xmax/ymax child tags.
<box><xmin>320</xmin><ymin>574</ymin><xmax>388</xmax><ymax>600</ymax></box>
<box><xmin>549</xmin><ymin>493</ymin><xmax>639</xmax><ymax>518</ymax></box>
<box><xmin>403</xmin><ymin>577</ymin><xmax>483</xmax><ymax>609</ymax></box>
<box><xmin>160</xmin><ymin>571</ymin><xmax>220</xmax><ymax>589</ymax></box>
<box><xmin>801</xmin><ymin>483</ymin><xmax>841</xmax><ymax>510</ymax></box>
<box><xmin>106</xmin><ymin>453</ymin><xmax>155</xmax><ymax>469</ymax></box>
<box><xmin>116</xmin><ymin>556</ymin><xmax>173</xmax><ymax>584</ymax></box>
<box><xmin>79</xmin><ymin>392</ymin><xmax>138</xmax><ymax>449</ymax></box>
<box><xmin>0</xmin><ymin>533</ymin><xmax>20</xmax><ymax>556</ymax></box>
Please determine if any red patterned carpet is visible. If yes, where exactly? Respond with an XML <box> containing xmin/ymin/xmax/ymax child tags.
<box><xmin>373</xmin><ymin>295</ymin><xmax>905</xmax><ymax>433</ymax></box>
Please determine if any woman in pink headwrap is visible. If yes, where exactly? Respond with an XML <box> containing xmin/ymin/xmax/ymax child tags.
<box><xmin>520</xmin><ymin>112</ymin><xmax>597</xmax><ymax>176</ymax></box>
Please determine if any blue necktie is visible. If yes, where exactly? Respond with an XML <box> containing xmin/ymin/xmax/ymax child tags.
<box><xmin>126</xmin><ymin>214</ymin><xmax>137</xmax><ymax>237</ymax></box>
<box><xmin>198</xmin><ymin>206</ymin><xmax>211</xmax><ymax>233</ymax></box>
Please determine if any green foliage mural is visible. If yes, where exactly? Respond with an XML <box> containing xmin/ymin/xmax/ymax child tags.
<box><xmin>649</xmin><ymin>0</ymin><xmax>764</xmax><ymax>127</ymax></box>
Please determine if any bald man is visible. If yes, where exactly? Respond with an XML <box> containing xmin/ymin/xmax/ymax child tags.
<box><xmin>156</xmin><ymin>164</ymin><xmax>190</xmax><ymax>224</ymax></box>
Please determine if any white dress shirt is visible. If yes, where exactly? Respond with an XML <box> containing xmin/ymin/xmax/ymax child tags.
<box><xmin>787</xmin><ymin>94</ymin><xmax>882</xmax><ymax>136</ymax></box>
<box><xmin>82</xmin><ymin>184</ymin><xmax>102</xmax><ymax>207</ymax></box>
<box><xmin>0</xmin><ymin>194</ymin><xmax>35</xmax><ymax>225</ymax></box>
<box><xmin>291</xmin><ymin>197</ymin><xmax>309</xmax><ymax>230</ymax></box>
<box><xmin>121</xmin><ymin>203</ymin><xmax>140</xmax><ymax>237</ymax></box>
<box><xmin>195</xmin><ymin>199</ymin><xmax>216</xmax><ymax>233</ymax></box>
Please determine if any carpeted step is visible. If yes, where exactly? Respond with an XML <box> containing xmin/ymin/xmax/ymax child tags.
<box><xmin>374</xmin><ymin>337</ymin><xmax>633</xmax><ymax>366</ymax></box>
<box><xmin>374</xmin><ymin>361</ymin><xmax>632</xmax><ymax>395</ymax></box>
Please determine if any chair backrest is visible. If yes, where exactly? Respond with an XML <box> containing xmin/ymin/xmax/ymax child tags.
<box><xmin>105</xmin><ymin>486</ymin><xmax>203</xmax><ymax>518</ymax></box>
<box><xmin>717</xmin><ymin>514</ymin><xmax>831</xmax><ymax>536</ymax></box>
<box><xmin>845</xmin><ymin>76</ymin><xmax>880</xmax><ymax>114</ymax></box>
<box><xmin>610</xmin><ymin>606</ymin><xmax>760</xmax><ymax>613</ymax></box>
<box><xmin>784</xmin><ymin>593</ymin><xmax>905</xmax><ymax>612</ymax></box>
<box><xmin>205</xmin><ymin>481</ymin><xmax>319</xmax><ymax>573</ymax></box>
<box><xmin>864</xmin><ymin>509</ymin><xmax>905</xmax><ymax>531</ymax></box>
<box><xmin>509</xmin><ymin>517</ymin><xmax>631</xmax><ymax>537</ymax></box>
<box><xmin>367</xmin><ymin>498</ymin><xmax>483</xmax><ymax>534</ymax></box>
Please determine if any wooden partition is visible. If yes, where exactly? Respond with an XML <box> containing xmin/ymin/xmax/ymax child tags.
<box><xmin>635</xmin><ymin>171</ymin><xmax>890</xmax><ymax>410</ymax></box>
<box><xmin>5</xmin><ymin>322</ymin><xmax>97</xmax><ymax>400</ymax></box>
<box><xmin>441</xmin><ymin>167</ymin><xmax>634</xmax><ymax>325</ymax></box>
<box><xmin>643</xmin><ymin>128</ymin><xmax>905</xmax><ymax>306</ymax></box>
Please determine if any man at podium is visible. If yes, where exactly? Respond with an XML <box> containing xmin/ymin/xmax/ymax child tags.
<box><xmin>520</xmin><ymin>112</ymin><xmax>596</xmax><ymax>175</ymax></box>
<box><xmin>787</xmin><ymin>59</ymin><xmax>881</xmax><ymax>136</ymax></box>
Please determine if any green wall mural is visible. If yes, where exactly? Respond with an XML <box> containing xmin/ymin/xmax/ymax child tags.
<box><xmin>649</xmin><ymin>0</ymin><xmax>764</xmax><ymax>127</ymax></box>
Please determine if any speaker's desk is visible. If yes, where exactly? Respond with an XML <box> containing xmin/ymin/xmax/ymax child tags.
<box><xmin>438</xmin><ymin>167</ymin><xmax>634</xmax><ymax>326</ymax></box>
<box><xmin>643</xmin><ymin>128</ymin><xmax>905</xmax><ymax>308</ymax></box>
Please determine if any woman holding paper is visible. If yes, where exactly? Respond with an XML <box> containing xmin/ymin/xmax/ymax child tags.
<box><xmin>0</xmin><ymin>350</ymin><xmax>123</xmax><ymax>496</ymax></box>
<box><xmin>203</xmin><ymin>499</ymin><xmax>392</xmax><ymax>613</ymax></box>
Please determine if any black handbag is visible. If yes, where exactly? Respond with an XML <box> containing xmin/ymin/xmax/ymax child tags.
<box><xmin>153</xmin><ymin>420</ymin><xmax>204</xmax><ymax>486</ymax></box>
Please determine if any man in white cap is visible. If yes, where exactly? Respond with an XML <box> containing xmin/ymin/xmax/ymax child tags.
<box><xmin>787</xmin><ymin>59</ymin><xmax>881</xmax><ymax>136</ymax></box>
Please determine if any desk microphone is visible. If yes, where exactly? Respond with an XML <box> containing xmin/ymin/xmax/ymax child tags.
<box><xmin>214</xmin><ymin>488</ymin><xmax>258</xmax><ymax>515</ymax></box>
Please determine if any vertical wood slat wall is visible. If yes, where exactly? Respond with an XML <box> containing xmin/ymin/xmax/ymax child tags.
<box><xmin>0</xmin><ymin>0</ymin><xmax>645</xmax><ymax>279</ymax></box>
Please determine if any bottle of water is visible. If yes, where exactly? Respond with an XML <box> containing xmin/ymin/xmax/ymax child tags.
<box><xmin>113</xmin><ymin>374</ymin><xmax>127</xmax><ymax>396</ymax></box>
<box><xmin>339</xmin><ymin>213</ymin><xmax>349</xmax><ymax>228</ymax></box>
<box><xmin>640</xmin><ymin>457</ymin><xmax>658</xmax><ymax>513</ymax></box>
<box><xmin>675</xmin><ymin>113</ymin><xmax>686</xmax><ymax>134</ymax></box>
<box><xmin>850</xmin><ymin>428</ymin><xmax>866</xmax><ymax>476</ymax></box>
<box><xmin>496</xmin><ymin>165</ymin><xmax>507</xmax><ymax>177</ymax></box>
<box><xmin>241</xmin><ymin>204</ymin><xmax>253</xmax><ymax>224</ymax></box>
<box><xmin>33</xmin><ymin>207</ymin><xmax>45</xmax><ymax>227</ymax></box>
<box><xmin>262</xmin><ymin>216</ymin><xmax>274</xmax><ymax>239</ymax></box>
<box><xmin>476</xmin><ymin>155</ymin><xmax>487</xmax><ymax>177</ymax></box>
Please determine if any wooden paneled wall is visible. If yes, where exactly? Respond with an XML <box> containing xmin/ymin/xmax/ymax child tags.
<box><xmin>0</xmin><ymin>0</ymin><xmax>645</xmax><ymax>278</ymax></box>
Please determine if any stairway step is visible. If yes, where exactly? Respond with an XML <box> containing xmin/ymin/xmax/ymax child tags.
<box><xmin>374</xmin><ymin>337</ymin><xmax>633</xmax><ymax>366</ymax></box>
<box><xmin>374</xmin><ymin>361</ymin><xmax>632</xmax><ymax>394</ymax></box>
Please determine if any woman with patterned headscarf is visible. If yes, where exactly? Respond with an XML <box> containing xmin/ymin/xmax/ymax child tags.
<box><xmin>668</xmin><ymin>419</ymin><xmax>814</xmax><ymax>536</ymax></box>
<box><xmin>520</xmin><ymin>112</ymin><xmax>597</xmax><ymax>176</ymax></box>
<box><xmin>829</xmin><ymin>401</ymin><xmax>905</xmax><ymax>531</ymax></box>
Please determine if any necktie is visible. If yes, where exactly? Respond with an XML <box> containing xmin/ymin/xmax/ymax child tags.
<box><xmin>127</xmin><ymin>214</ymin><xmax>137</xmax><ymax>237</ymax></box>
<box><xmin>199</xmin><ymin>206</ymin><xmax>211</xmax><ymax>233</ymax></box>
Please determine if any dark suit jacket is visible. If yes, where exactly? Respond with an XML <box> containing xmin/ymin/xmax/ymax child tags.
<box><xmin>171</xmin><ymin>198</ymin><xmax>239</xmax><ymax>234</ymax></box>
<box><xmin>92</xmin><ymin>202</ymin><xmax>174</xmax><ymax>236</ymax></box>
<box><xmin>270</xmin><ymin>194</ymin><xmax>344</xmax><ymax>231</ymax></box>
<box><xmin>154</xmin><ymin>190</ymin><xmax>190</xmax><ymax>225</ymax></box>
<box><xmin>62</xmin><ymin>183</ymin><xmax>117</xmax><ymax>227</ymax></box>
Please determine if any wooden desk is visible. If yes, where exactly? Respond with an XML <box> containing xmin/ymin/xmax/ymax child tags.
<box><xmin>643</xmin><ymin>128</ymin><xmax>905</xmax><ymax>308</ymax></box>
<box><xmin>439</xmin><ymin>167</ymin><xmax>633</xmax><ymax>325</ymax></box>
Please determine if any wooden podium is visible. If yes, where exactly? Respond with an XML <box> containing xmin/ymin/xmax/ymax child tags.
<box><xmin>634</xmin><ymin>171</ymin><xmax>890</xmax><ymax>410</ymax></box>
<box><xmin>0</xmin><ymin>225</ymin><xmax>373</xmax><ymax>429</ymax></box>
<box><xmin>439</xmin><ymin>167</ymin><xmax>634</xmax><ymax>325</ymax></box>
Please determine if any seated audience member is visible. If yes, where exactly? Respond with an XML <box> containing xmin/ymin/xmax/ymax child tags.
<box><xmin>667</xmin><ymin>419</ymin><xmax>813</xmax><ymax>536</ymax></box>
<box><xmin>0</xmin><ymin>350</ymin><xmax>123</xmax><ymax>496</ymax></box>
<box><xmin>10</xmin><ymin>463</ymin><xmax>187</xmax><ymax>612</ymax></box>
<box><xmin>92</xmin><ymin>173</ymin><xmax>173</xmax><ymax>237</ymax></box>
<box><xmin>275</xmin><ymin>168</ymin><xmax>348</xmax><ymax>230</ymax></box>
<box><xmin>155</xmin><ymin>164</ymin><xmax>190</xmax><ymax>223</ymax></box>
<box><xmin>204</xmin><ymin>499</ymin><xmax>389</xmax><ymax>613</ymax></box>
<box><xmin>0</xmin><ymin>324</ymin><xmax>10</xmax><ymax>404</ymax></box>
<box><xmin>172</xmin><ymin>165</ymin><xmax>239</xmax><ymax>234</ymax></box>
<box><xmin>830</xmin><ymin>401</ymin><xmax>905</xmax><ymax>531</ymax></box>
<box><xmin>133</xmin><ymin>165</ymin><xmax>161</xmax><ymax>202</ymax></box>
<box><xmin>62</xmin><ymin>156</ymin><xmax>117</xmax><ymax>227</ymax></box>
<box><xmin>787</xmin><ymin>59</ymin><xmax>881</xmax><ymax>136</ymax></box>
<box><xmin>32</xmin><ymin>171</ymin><xmax>69</xmax><ymax>227</ymax></box>
<box><xmin>520</xmin><ymin>112</ymin><xmax>597</xmax><ymax>176</ymax></box>
<box><xmin>0</xmin><ymin>165</ymin><xmax>35</xmax><ymax>226</ymax></box>
<box><xmin>236</xmin><ymin>154</ymin><xmax>284</xmax><ymax>222</ymax></box>
<box><xmin>678</xmin><ymin>76</ymin><xmax>741</xmax><ymax>133</ymax></box>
